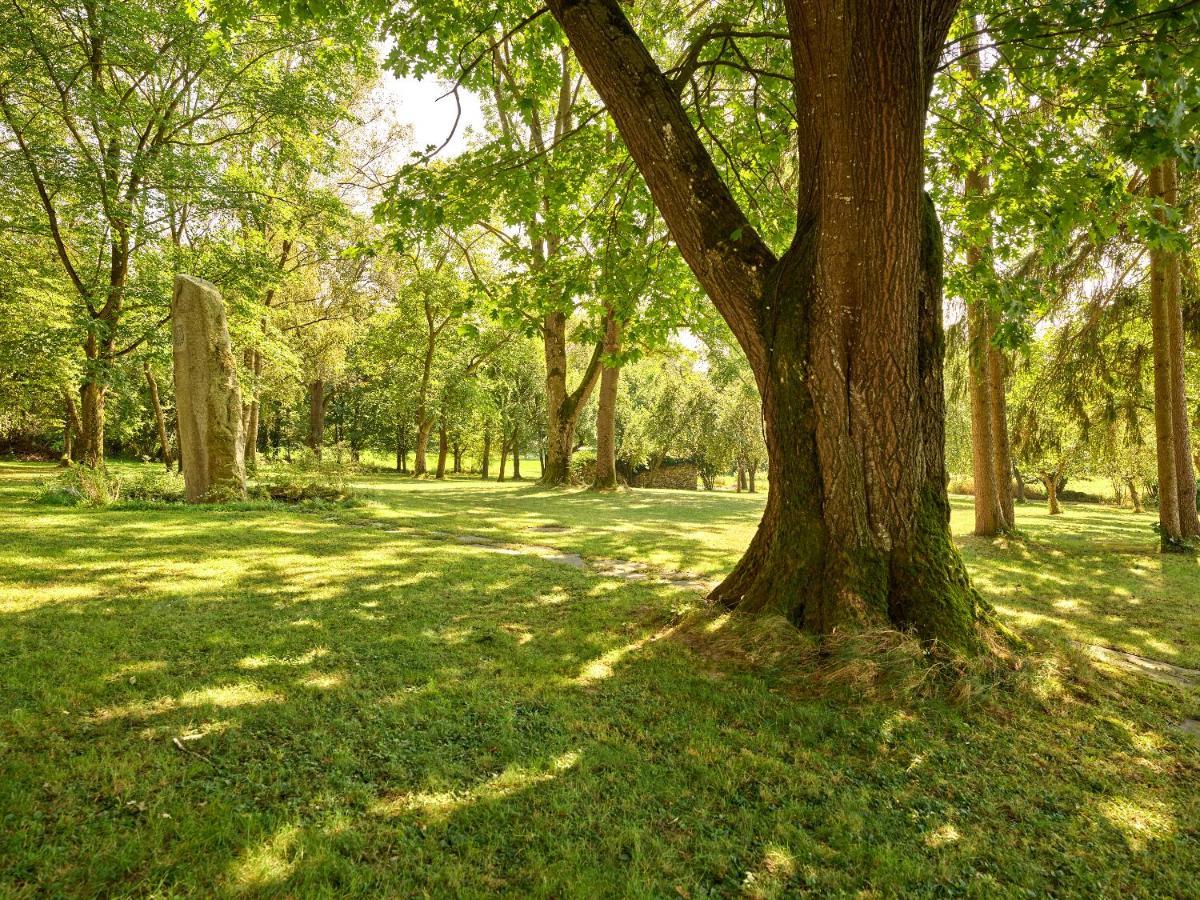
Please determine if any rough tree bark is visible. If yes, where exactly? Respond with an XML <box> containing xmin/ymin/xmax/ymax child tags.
<box><xmin>550</xmin><ymin>0</ymin><xmax>985</xmax><ymax>648</ymax></box>
<box><xmin>591</xmin><ymin>312</ymin><xmax>622</xmax><ymax>491</ymax></box>
<box><xmin>143</xmin><ymin>361</ymin><xmax>173</xmax><ymax>471</ymax></box>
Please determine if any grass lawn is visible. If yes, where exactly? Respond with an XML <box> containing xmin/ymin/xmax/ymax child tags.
<box><xmin>1</xmin><ymin>461</ymin><xmax>1198</xmax><ymax>896</ymax></box>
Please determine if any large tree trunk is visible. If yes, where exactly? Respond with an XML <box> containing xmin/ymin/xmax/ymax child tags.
<box><xmin>591</xmin><ymin>314</ymin><xmax>622</xmax><ymax>491</ymax></box>
<box><xmin>1163</xmin><ymin>158</ymin><xmax>1199</xmax><ymax>538</ymax></box>
<box><xmin>1149</xmin><ymin>163</ymin><xmax>1183</xmax><ymax>545</ymax></box>
<box><xmin>308</xmin><ymin>379</ymin><xmax>325</xmax><ymax>460</ymax></box>
<box><xmin>552</xmin><ymin>0</ymin><xmax>983</xmax><ymax>648</ymax></box>
<box><xmin>143</xmin><ymin>361</ymin><xmax>172</xmax><ymax>471</ymax></box>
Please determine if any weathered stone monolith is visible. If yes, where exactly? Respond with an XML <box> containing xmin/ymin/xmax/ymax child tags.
<box><xmin>171</xmin><ymin>275</ymin><xmax>246</xmax><ymax>502</ymax></box>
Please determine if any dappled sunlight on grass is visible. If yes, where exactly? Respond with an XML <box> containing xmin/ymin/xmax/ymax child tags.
<box><xmin>1</xmin><ymin>462</ymin><xmax>1199</xmax><ymax>895</ymax></box>
<box><xmin>1097</xmin><ymin>796</ymin><xmax>1176</xmax><ymax>852</ymax></box>
<box><xmin>93</xmin><ymin>681</ymin><xmax>284</xmax><ymax>722</ymax></box>
<box><xmin>371</xmin><ymin>750</ymin><xmax>582</xmax><ymax>822</ymax></box>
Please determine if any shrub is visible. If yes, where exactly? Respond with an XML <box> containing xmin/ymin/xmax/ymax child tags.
<box><xmin>35</xmin><ymin>465</ymin><xmax>118</xmax><ymax>507</ymax></box>
<box><xmin>118</xmin><ymin>468</ymin><xmax>186</xmax><ymax>503</ymax></box>
<box><xmin>256</xmin><ymin>471</ymin><xmax>354</xmax><ymax>504</ymax></box>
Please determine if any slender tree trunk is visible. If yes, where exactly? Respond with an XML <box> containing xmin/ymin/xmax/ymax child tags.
<box><xmin>452</xmin><ymin>443</ymin><xmax>462</xmax><ymax>474</ymax></box>
<box><xmin>737</xmin><ymin>461</ymin><xmax>745</xmax><ymax>493</ymax></box>
<box><xmin>592</xmin><ymin>313</ymin><xmax>622</xmax><ymax>490</ymax></box>
<box><xmin>413</xmin><ymin>418</ymin><xmax>433</xmax><ymax>477</ymax></box>
<box><xmin>498</xmin><ymin>438</ymin><xmax>509</xmax><ymax>482</ymax></box>
<box><xmin>962</xmin><ymin>23</ymin><xmax>1012</xmax><ymax>536</ymax></box>
<box><xmin>64</xmin><ymin>391</ymin><xmax>82</xmax><ymax>463</ymax></box>
<box><xmin>244</xmin><ymin>350</ymin><xmax>262</xmax><ymax>470</ymax></box>
<box><xmin>748</xmin><ymin>462</ymin><xmax>758</xmax><ymax>494</ymax></box>
<box><xmin>481</xmin><ymin>426</ymin><xmax>492</xmax><ymax>478</ymax></box>
<box><xmin>552</xmin><ymin>0</ymin><xmax>982</xmax><ymax>647</ymax></box>
<box><xmin>542</xmin><ymin>311</ymin><xmax>604</xmax><ymax>485</ymax></box>
<box><xmin>436</xmin><ymin>420</ymin><xmax>448</xmax><ymax>479</ymax></box>
<box><xmin>308</xmin><ymin>380</ymin><xmax>325</xmax><ymax>460</ymax></box>
<box><xmin>1043</xmin><ymin>474</ymin><xmax>1062</xmax><ymax>516</ymax></box>
<box><xmin>1149</xmin><ymin>163</ymin><xmax>1183</xmax><ymax>545</ymax></box>
<box><xmin>1013</xmin><ymin>465</ymin><xmax>1026</xmax><ymax>503</ymax></box>
<box><xmin>511</xmin><ymin>427</ymin><xmax>523</xmax><ymax>480</ymax></box>
<box><xmin>1127</xmin><ymin>478</ymin><xmax>1143</xmax><ymax>514</ymax></box>
<box><xmin>143</xmin><ymin>361</ymin><xmax>172</xmax><ymax>471</ymax></box>
<box><xmin>989</xmin><ymin>337</ymin><xmax>1015</xmax><ymax>527</ymax></box>
<box><xmin>1163</xmin><ymin>158</ymin><xmax>1199</xmax><ymax>538</ymax></box>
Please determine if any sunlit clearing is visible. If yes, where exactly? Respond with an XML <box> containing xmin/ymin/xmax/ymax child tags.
<box><xmin>299</xmin><ymin>672</ymin><xmax>346</xmax><ymax>690</ymax></box>
<box><xmin>372</xmin><ymin>751</ymin><xmax>581</xmax><ymax>821</ymax></box>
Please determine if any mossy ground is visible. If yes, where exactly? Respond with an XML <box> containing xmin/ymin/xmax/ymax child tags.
<box><xmin>1</xmin><ymin>461</ymin><xmax>1197</xmax><ymax>896</ymax></box>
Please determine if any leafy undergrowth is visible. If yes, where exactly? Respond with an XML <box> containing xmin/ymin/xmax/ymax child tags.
<box><xmin>1</xmin><ymin>462</ymin><xmax>1198</xmax><ymax>896</ymax></box>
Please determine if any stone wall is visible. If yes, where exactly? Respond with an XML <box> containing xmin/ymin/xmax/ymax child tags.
<box><xmin>631</xmin><ymin>463</ymin><xmax>698</xmax><ymax>490</ymax></box>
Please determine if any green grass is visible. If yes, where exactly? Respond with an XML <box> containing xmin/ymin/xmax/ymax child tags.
<box><xmin>1</xmin><ymin>461</ymin><xmax>1198</xmax><ymax>896</ymax></box>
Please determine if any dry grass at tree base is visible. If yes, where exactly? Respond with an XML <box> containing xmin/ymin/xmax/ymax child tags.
<box><xmin>1</xmin><ymin>461</ymin><xmax>1198</xmax><ymax>896</ymax></box>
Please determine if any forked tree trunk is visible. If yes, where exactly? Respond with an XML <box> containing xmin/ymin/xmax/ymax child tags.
<box><xmin>553</xmin><ymin>0</ymin><xmax>983</xmax><ymax>648</ymax></box>
<box><xmin>591</xmin><ymin>314</ymin><xmax>622</xmax><ymax>491</ymax></box>
<box><xmin>542</xmin><ymin>314</ymin><xmax>604</xmax><ymax>485</ymax></box>
<box><xmin>308</xmin><ymin>380</ymin><xmax>325</xmax><ymax>460</ymax></box>
<box><xmin>395</xmin><ymin>421</ymin><xmax>408</xmax><ymax>473</ymax></box>
<box><xmin>143</xmin><ymin>361</ymin><xmax>172</xmax><ymax>471</ymax></box>
<box><xmin>498</xmin><ymin>439</ymin><xmax>509</xmax><ymax>482</ymax></box>
<box><xmin>737</xmin><ymin>461</ymin><xmax>745</xmax><ymax>493</ymax></box>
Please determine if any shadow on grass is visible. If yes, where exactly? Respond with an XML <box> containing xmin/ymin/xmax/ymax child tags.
<box><xmin>0</xmin><ymin>465</ymin><xmax>1197</xmax><ymax>894</ymax></box>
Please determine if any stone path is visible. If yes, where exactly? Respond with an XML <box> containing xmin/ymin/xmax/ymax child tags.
<box><xmin>318</xmin><ymin>513</ymin><xmax>713</xmax><ymax>593</ymax></box>
<box><xmin>1075</xmin><ymin>642</ymin><xmax>1200</xmax><ymax>689</ymax></box>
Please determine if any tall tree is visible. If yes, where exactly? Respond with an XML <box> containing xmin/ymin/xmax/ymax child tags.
<box><xmin>545</xmin><ymin>0</ymin><xmax>986</xmax><ymax>646</ymax></box>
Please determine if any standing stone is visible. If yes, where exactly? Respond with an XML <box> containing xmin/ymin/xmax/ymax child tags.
<box><xmin>171</xmin><ymin>275</ymin><xmax>246</xmax><ymax>502</ymax></box>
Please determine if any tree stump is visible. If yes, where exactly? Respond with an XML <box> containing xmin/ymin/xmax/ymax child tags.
<box><xmin>171</xmin><ymin>275</ymin><xmax>246</xmax><ymax>502</ymax></box>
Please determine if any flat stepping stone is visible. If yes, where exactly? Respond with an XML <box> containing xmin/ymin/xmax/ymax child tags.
<box><xmin>1078</xmin><ymin>643</ymin><xmax>1200</xmax><ymax>689</ymax></box>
